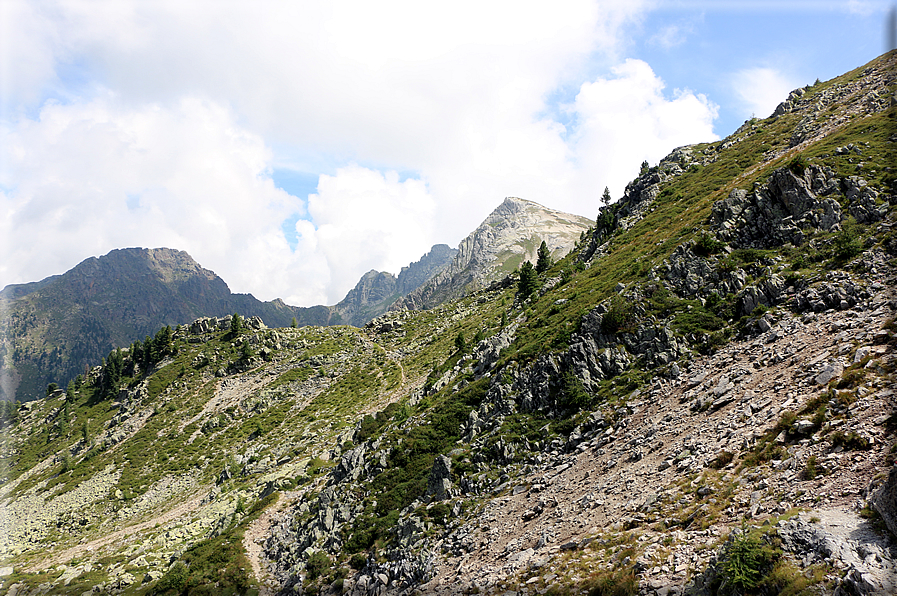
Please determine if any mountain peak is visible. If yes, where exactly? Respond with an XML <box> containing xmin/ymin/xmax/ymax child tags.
<box><xmin>397</xmin><ymin>197</ymin><xmax>593</xmax><ymax>311</ymax></box>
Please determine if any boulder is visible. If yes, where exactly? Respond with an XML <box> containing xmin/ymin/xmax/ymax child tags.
<box><xmin>427</xmin><ymin>455</ymin><xmax>453</xmax><ymax>501</ymax></box>
<box><xmin>814</xmin><ymin>361</ymin><xmax>843</xmax><ymax>385</ymax></box>
<box><xmin>871</xmin><ymin>465</ymin><xmax>897</xmax><ymax>538</ymax></box>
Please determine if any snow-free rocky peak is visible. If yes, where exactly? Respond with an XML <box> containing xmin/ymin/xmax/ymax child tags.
<box><xmin>397</xmin><ymin>197</ymin><xmax>594</xmax><ymax>310</ymax></box>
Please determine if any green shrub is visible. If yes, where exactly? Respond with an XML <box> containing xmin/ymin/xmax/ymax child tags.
<box><xmin>836</xmin><ymin>367</ymin><xmax>865</xmax><ymax>389</ymax></box>
<box><xmin>60</xmin><ymin>452</ymin><xmax>72</xmax><ymax>473</ymax></box>
<box><xmin>709</xmin><ymin>451</ymin><xmax>734</xmax><ymax>470</ymax></box>
<box><xmin>559</xmin><ymin>371</ymin><xmax>592</xmax><ymax>412</ymax></box>
<box><xmin>673</xmin><ymin>308</ymin><xmax>727</xmax><ymax>335</ymax></box>
<box><xmin>349</xmin><ymin>553</ymin><xmax>368</xmax><ymax>570</ymax></box>
<box><xmin>790</xmin><ymin>255</ymin><xmax>807</xmax><ymax>271</ymax></box>
<box><xmin>721</xmin><ymin>530</ymin><xmax>779</xmax><ymax>592</ymax></box>
<box><xmin>833</xmin><ymin>221</ymin><xmax>862</xmax><ymax>260</ymax></box>
<box><xmin>830</xmin><ymin>430</ymin><xmax>870</xmax><ymax>450</ymax></box>
<box><xmin>154</xmin><ymin>531</ymin><xmax>253</xmax><ymax>595</ymax></box>
<box><xmin>306</xmin><ymin>551</ymin><xmax>331</xmax><ymax>580</ymax></box>
<box><xmin>693</xmin><ymin>232</ymin><xmax>725</xmax><ymax>257</ymax></box>
<box><xmin>597</xmin><ymin>207</ymin><xmax>615</xmax><ymax>232</ymax></box>
<box><xmin>155</xmin><ymin>561</ymin><xmax>188</xmax><ymax>593</ymax></box>
<box><xmin>455</xmin><ymin>331</ymin><xmax>467</xmax><ymax>353</ymax></box>
<box><xmin>804</xmin><ymin>456</ymin><xmax>817</xmax><ymax>480</ymax></box>
<box><xmin>602</xmin><ymin>295</ymin><xmax>633</xmax><ymax>334</ymax></box>
<box><xmin>787</xmin><ymin>154</ymin><xmax>809</xmax><ymax>176</ymax></box>
<box><xmin>585</xmin><ymin>569</ymin><xmax>638</xmax><ymax>596</ymax></box>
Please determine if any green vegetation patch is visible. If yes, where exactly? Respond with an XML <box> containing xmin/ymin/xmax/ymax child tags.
<box><xmin>153</xmin><ymin>493</ymin><xmax>277</xmax><ymax>595</ymax></box>
<box><xmin>342</xmin><ymin>378</ymin><xmax>487</xmax><ymax>553</ymax></box>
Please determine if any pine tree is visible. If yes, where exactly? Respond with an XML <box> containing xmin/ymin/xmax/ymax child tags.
<box><xmin>601</xmin><ymin>186</ymin><xmax>611</xmax><ymax>206</ymax></box>
<box><xmin>536</xmin><ymin>241</ymin><xmax>552</xmax><ymax>273</ymax></box>
<box><xmin>454</xmin><ymin>331</ymin><xmax>467</xmax><ymax>353</ymax></box>
<box><xmin>153</xmin><ymin>326</ymin><xmax>173</xmax><ymax>361</ymax></box>
<box><xmin>103</xmin><ymin>349</ymin><xmax>124</xmax><ymax>398</ymax></box>
<box><xmin>518</xmin><ymin>261</ymin><xmax>539</xmax><ymax>299</ymax></box>
<box><xmin>230</xmin><ymin>313</ymin><xmax>243</xmax><ymax>335</ymax></box>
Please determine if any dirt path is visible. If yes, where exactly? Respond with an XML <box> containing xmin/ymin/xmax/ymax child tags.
<box><xmin>243</xmin><ymin>491</ymin><xmax>296</xmax><ymax>596</ymax></box>
<box><xmin>27</xmin><ymin>490</ymin><xmax>207</xmax><ymax>572</ymax></box>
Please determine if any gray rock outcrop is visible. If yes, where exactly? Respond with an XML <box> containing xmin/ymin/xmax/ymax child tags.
<box><xmin>427</xmin><ymin>455</ymin><xmax>453</xmax><ymax>501</ymax></box>
<box><xmin>711</xmin><ymin>165</ymin><xmax>844</xmax><ymax>249</ymax></box>
<box><xmin>871</xmin><ymin>465</ymin><xmax>897</xmax><ymax>538</ymax></box>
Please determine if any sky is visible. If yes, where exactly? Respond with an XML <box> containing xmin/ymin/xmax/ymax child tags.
<box><xmin>1</xmin><ymin>1</ymin><xmax>893</xmax><ymax>307</ymax></box>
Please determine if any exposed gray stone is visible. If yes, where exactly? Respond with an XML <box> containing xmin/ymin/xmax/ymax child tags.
<box><xmin>427</xmin><ymin>455</ymin><xmax>453</xmax><ymax>501</ymax></box>
<box><xmin>871</xmin><ymin>465</ymin><xmax>897</xmax><ymax>538</ymax></box>
<box><xmin>815</xmin><ymin>361</ymin><xmax>844</xmax><ymax>385</ymax></box>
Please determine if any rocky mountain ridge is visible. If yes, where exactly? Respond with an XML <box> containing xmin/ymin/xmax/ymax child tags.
<box><xmin>0</xmin><ymin>50</ymin><xmax>895</xmax><ymax>596</ymax></box>
<box><xmin>333</xmin><ymin>245</ymin><xmax>459</xmax><ymax>327</ymax></box>
<box><xmin>396</xmin><ymin>198</ymin><xmax>593</xmax><ymax>311</ymax></box>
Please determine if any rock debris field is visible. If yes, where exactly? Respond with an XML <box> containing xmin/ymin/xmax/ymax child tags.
<box><xmin>406</xmin><ymin>271</ymin><xmax>897</xmax><ymax>596</ymax></box>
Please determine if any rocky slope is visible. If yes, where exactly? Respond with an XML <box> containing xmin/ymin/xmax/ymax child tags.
<box><xmin>0</xmin><ymin>51</ymin><xmax>895</xmax><ymax>596</ymax></box>
<box><xmin>396</xmin><ymin>198</ymin><xmax>594</xmax><ymax>311</ymax></box>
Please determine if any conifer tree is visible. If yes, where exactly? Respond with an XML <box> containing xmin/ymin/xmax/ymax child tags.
<box><xmin>455</xmin><ymin>331</ymin><xmax>467</xmax><ymax>353</ymax></box>
<box><xmin>536</xmin><ymin>241</ymin><xmax>552</xmax><ymax>273</ymax></box>
<box><xmin>230</xmin><ymin>313</ymin><xmax>243</xmax><ymax>335</ymax></box>
<box><xmin>518</xmin><ymin>260</ymin><xmax>539</xmax><ymax>299</ymax></box>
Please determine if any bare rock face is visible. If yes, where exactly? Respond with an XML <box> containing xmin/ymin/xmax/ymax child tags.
<box><xmin>710</xmin><ymin>164</ymin><xmax>844</xmax><ymax>249</ymax></box>
<box><xmin>332</xmin><ymin>244</ymin><xmax>459</xmax><ymax>326</ymax></box>
<box><xmin>333</xmin><ymin>270</ymin><xmax>399</xmax><ymax>327</ymax></box>
<box><xmin>396</xmin><ymin>244</ymin><xmax>458</xmax><ymax>296</ymax></box>
<box><xmin>427</xmin><ymin>455</ymin><xmax>453</xmax><ymax>501</ymax></box>
<box><xmin>397</xmin><ymin>198</ymin><xmax>593</xmax><ymax>311</ymax></box>
<box><xmin>872</xmin><ymin>465</ymin><xmax>897</xmax><ymax>538</ymax></box>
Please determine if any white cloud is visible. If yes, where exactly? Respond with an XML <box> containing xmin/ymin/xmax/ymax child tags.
<box><xmin>307</xmin><ymin>165</ymin><xmax>437</xmax><ymax>304</ymax></box>
<box><xmin>731</xmin><ymin>66</ymin><xmax>800</xmax><ymax>120</ymax></box>
<box><xmin>566</xmin><ymin>60</ymin><xmax>718</xmax><ymax>201</ymax></box>
<box><xmin>0</xmin><ymin>95</ymin><xmax>331</xmax><ymax>305</ymax></box>
<box><xmin>1</xmin><ymin>0</ymin><xmax>723</xmax><ymax>308</ymax></box>
<box><xmin>648</xmin><ymin>22</ymin><xmax>694</xmax><ymax>49</ymax></box>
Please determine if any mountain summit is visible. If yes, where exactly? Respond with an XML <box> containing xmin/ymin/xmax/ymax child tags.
<box><xmin>398</xmin><ymin>197</ymin><xmax>593</xmax><ymax>310</ymax></box>
<box><xmin>0</xmin><ymin>248</ymin><xmax>332</xmax><ymax>402</ymax></box>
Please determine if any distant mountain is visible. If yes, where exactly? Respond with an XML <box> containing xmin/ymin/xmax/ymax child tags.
<box><xmin>396</xmin><ymin>197</ymin><xmax>594</xmax><ymax>311</ymax></box>
<box><xmin>0</xmin><ymin>248</ymin><xmax>334</xmax><ymax>402</ymax></box>
<box><xmin>332</xmin><ymin>244</ymin><xmax>458</xmax><ymax>326</ymax></box>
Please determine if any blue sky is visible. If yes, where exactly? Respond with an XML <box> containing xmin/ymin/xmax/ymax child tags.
<box><xmin>1</xmin><ymin>0</ymin><xmax>893</xmax><ymax>306</ymax></box>
<box><xmin>630</xmin><ymin>3</ymin><xmax>890</xmax><ymax>133</ymax></box>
